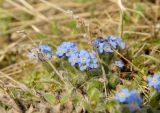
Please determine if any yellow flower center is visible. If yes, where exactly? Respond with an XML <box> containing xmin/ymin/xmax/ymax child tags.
<box><xmin>152</xmin><ymin>78</ymin><xmax>157</xmax><ymax>83</ymax></box>
<box><xmin>68</xmin><ymin>50</ymin><xmax>71</xmax><ymax>54</ymax></box>
<box><xmin>120</xmin><ymin>92</ymin><xmax>125</xmax><ymax>97</ymax></box>
<box><xmin>60</xmin><ymin>50</ymin><xmax>64</xmax><ymax>53</ymax></box>
<box><xmin>81</xmin><ymin>58</ymin><xmax>86</xmax><ymax>61</ymax></box>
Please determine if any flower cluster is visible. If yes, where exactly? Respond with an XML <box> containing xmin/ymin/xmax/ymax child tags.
<box><xmin>28</xmin><ymin>44</ymin><xmax>52</xmax><ymax>61</ymax></box>
<box><xmin>147</xmin><ymin>73</ymin><xmax>160</xmax><ymax>93</ymax></box>
<box><xmin>92</xmin><ymin>36</ymin><xmax>125</xmax><ymax>53</ymax></box>
<box><xmin>115</xmin><ymin>88</ymin><xmax>143</xmax><ymax>111</ymax></box>
<box><xmin>56</xmin><ymin>42</ymin><xmax>77</xmax><ymax>57</ymax></box>
<box><xmin>56</xmin><ymin>42</ymin><xmax>98</xmax><ymax>71</ymax></box>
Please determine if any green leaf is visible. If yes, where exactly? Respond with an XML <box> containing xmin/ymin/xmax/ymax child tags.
<box><xmin>95</xmin><ymin>103</ymin><xmax>105</xmax><ymax>112</ymax></box>
<box><xmin>150</xmin><ymin>38</ymin><xmax>160</xmax><ymax>45</ymax></box>
<box><xmin>108</xmin><ymin>75</ymin><xmax>119</xmax><ymax>89</ymax></box>
<box><xmin>123</xmin><ymin>12</ymin><xmax>131</xmax><ymax>25</ymax></box>
<box><xmin>60</xmin><ymin>85</ymin><xmax>73</xmax><ymax>104</ymax></box>
<box><xmin>35</xmin><ymin>32</ymin><xmax>47</xmax><ymax>39</ymax></box>
<box><xmin>67</xmin><ymin>20</ymin><xmax>78</xmax><ymax>35</ymax></box>
<box><xmin>82</xmin><ymin>101</ymin><xmax>92</xmax><ymax>112</ymax></box>
<box><xmin>149</xmin><ymin>90</ymin><xmax>160</xmax><ymax>108</ymax></box>
<box><xmin>43</xmin><ymin>93</ymin><xmax>56</xmax><ymax>105</ymax></box>
<box><xmin>60</xmin><ymin>94</ymin><xmax>70</xmax><ymax>104</ymax></box>
<box><xmin>0</xmin><ymin>16</ymin><xmax>11</xmax><ymax>33</ymax></box>
<box><xmin>87</xmin><ymin>79</ymin><xmax>101</xmax><ymax>91</ymax></box>
<box><xmin>105</xmin><ymin>100</ymin><xmax>120</xmax><ymax>113</ymax></box>
<box><xmin>135</xmin><ymin>3</ymin><xmax>145</xmax><ymax>13</ymax></box>
<box><xmin>88</xmin><ymin>88</ymin><xmax>100</xmax><ymax>104</ymax></box>
<box><xmin>51</xmin><ymin>20</ymin><xmax>59</xmax><ymax>34</ymax></box>
<box><xmin>72</xmin><ymin>95</ymin><xmax>81</xmax><ymax>105</ymax></box>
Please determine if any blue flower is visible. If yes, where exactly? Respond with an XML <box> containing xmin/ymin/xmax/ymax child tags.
<box><xmin>28</xmin><ymin>49</ymin><xmax>38</xmax><ymax>61</ymax></box>
<box><xmin>105</xmin><ymin>36</ymin><xmax>125</xmax><ymax>49</ymax></box>
<box><xmin>38</xmin><ymin>45</ymin><xmax>52</xmax><ymax>59</ymax></box>
<box><xmin>56</xmin><ymin>46</ymin><xmax>67</xmax><ymax>57</ymax></box>
<box><xmin>78</xmin><ymin>49</ymin><xmax>90</xmax><ymax>64</ymax></box>
<box><xmin>92</xmin><ymin>36</ymin><xmax>125</xmax><ymax>54</ymax></box>
<box><xmin>116</xmin><ymin>37</ymin><xmax>125</xmax><ymax>49</ymax></box>
<box><xmin>38</xmin><ymin>45</ymin><xmax>51</xmax><ymax>53</ymax></box>
<box><xmin>56</xmin><ymin>42</ymin><xmax>98</xmax><ymax>71</ymax></box>
<box><xmin>79</xmin><ymin>63</ymin><xmax>90</xmax><ymax>71</ymax></box>
<box><xmin>115</xmin><ymin>60</ymin><xmax>124</xmax><ymax>68</ymax></box>
<box><xmin>66</xmin><ymin>47</ymin><xmax>78</xmax><ymax>57</ymax></box>
<box><xmin>105</xmin><ymin>36</ymin><xmax>117</xmax><ymax>48</ymax></box>
<box><xmin>68</xmin><ymin>52</ymin><xmax>79</xmax><ymax>66</ymax></box>
<box><xmin>76</xmin><ymin>50</ymin><xmax>98</xmax><ymax>71</ymax></box>
<box><xmin>92</xmin><ymin>38</ymin><xmax>105</xmax><ymax>53</ymax></box>
<box><xmin>126</xmin><ymin>90</ymin><xmax>143</xmax><ymax>112</ymax></box>
<box><xmin>93</xmin><ymin>40</ymin><xmax>113</xmax><ymax>53</ymax></box>
<box><xmin>115</xmin><ymin>89</ymin><xmax>130</xmax><ymax>103</ymax></box>
<box><xmin>127</xmin><ymin>90</ymin><xmax>143</xmax><ymax>107</ymax></box>
<box><xmin>77</xmin><ymin>50</ymin><xmax>98</xmax><ymax>71</ymax></box>
<box><xmin>56</xmin><ymin>42</ymin><xmax>77</xmax><ymax>57</ymax></box>
<box><xmin>98</xmin><ymin>43</ymin><xmax>105</xmax><ymax>53</ymax></box>
<box><xmin>115</xmin><ymin>89</ymin><xmax>143</xmax><ymax>112</ymax></box>
<box><xmin>92</xmin><ymin>38</ymin><xmax>104</xmax><ymax>47</ymax></box>
<box><xmin>78</xmin><ymin>49</ymin><xmax>89</xmax><ymax>57</ymax></box>
<box><xmin>89</xmin><ymin>63</ymin><xmax>98</xmax><ymax>68</ymax></box>
<box><xmin>103</xmin><ymin>43</ymin><xmax>113</xmax><ymax>53</ymax></box>
<box><xmin>28</xmin><ymin>44</ymin><xmax>52</xmax><ymax>61</ymax></box>
<box><xmin>89</xmin><ymin>52</ymin><xmax>98</xmax><ymax>68</ymax></box>
<box><xmin>147</xmin><ymin>74</ymin><xmax>160</xmax><ymax>92</ymax></box>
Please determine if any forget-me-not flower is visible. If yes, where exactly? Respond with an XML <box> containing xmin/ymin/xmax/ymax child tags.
<box><xmin>105</xmin><ymin>36</ymin><xmax>125</xmax><ymax>49</ymax></box>
<box><xmin>78</xmin><ymin>49</ymin><xmax>90</xmax><ymax>64</ymax></box>
<box><xmin>126</xmin><ymin>90</ymin><xmax>143</xmax><ymax>107</ymax></box>
<box><xmin>115</xmin><ymin>88</ymin><xmax>143</xmax><ymax>112</ymax></box>
<box><xmin>105</xmin><ymin>36</ymin><xmax>118</xmax><ymax>48</ymax></box>
<box><xmin>56</xmin><ymin>42</ymin><xmax>98</xmax><ymax>71</ymax></box>
<box><xmin>92</xmin><ymin>38</ymin><xmax>105</xmax><ymax>53</ymax></box>
<box><xmin>92</xmin><ymin>36</ymin><xmax>125</xmax><ymax>54</ymax></box>
<box><xmin>56</xmin><ymin>42</ymin><xmax>77</xmax><ymax>57</ymax></box>
<box><xmin>116</xmin><ymin>37</ymin><xmax>125</xmax><ymax>49</ymax></box>
<box><xmin>115</xmin><ymin>60</ymin><xmax>124</xmax><ymax>68</ymax></box>
<box><xmin>79</xmin><ymin>63</ymin><xmax>90</xmax><ymax>71</ymax></box>
<box><xmin>68</xmin><ymin>52</ymin><xmax>79</xmax><ymax>66</ymax></box>
<box><xmin>115</xmin><ymin>88</ymin><xmax>130</xmax><ymax>103</ymax></box>
<box><xmin>89</xmin><ymin>52</ymin><xmax>98</xmax><ymax>68</ymax></box>
<box><xmin>28</xmin><ymin>44</ymin><xmax>52</xmax><ymax>61</ymax></box>
<box><xmin>103</xmin><ymin>43</ymin><xmax>113</xmax><ymax>53</ymax></box>
<box><xmin>38</xmin><ymin>45</ymin><xmax>52</xmax><ymax>59</ymax></box>
<box><xmin>147</xmin><ymin>74</ymin><xmax>160</xmax><ymax>93</ymax></box>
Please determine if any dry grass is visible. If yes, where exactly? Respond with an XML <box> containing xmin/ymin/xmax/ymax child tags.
<box><xmin>0</xmin><ymin>0</ymin><xmax>160</xmax><ymax>112</ymax></box>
